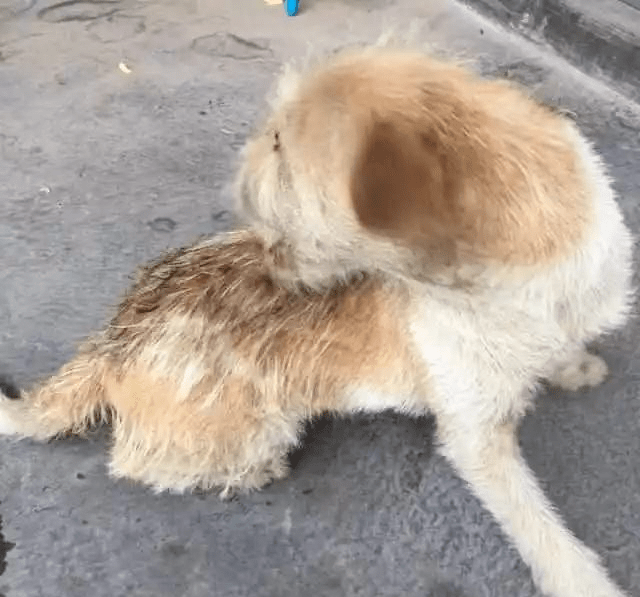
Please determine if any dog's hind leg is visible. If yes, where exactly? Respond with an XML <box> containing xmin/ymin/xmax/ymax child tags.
<box><xmin>436</xmin><ymin>412</ymin><xmax>627</xmax><ymax>597</ymax></box>
<box><xmin>103</xmin><ymin>367</ymin><xmax>301</xmax><ymax>495</ymax></box>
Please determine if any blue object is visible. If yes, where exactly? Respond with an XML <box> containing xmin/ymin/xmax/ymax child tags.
<box><xmin>285</xmin><ymin>0</ymin><xmax>298</xmax><ymax>16</ymax></box>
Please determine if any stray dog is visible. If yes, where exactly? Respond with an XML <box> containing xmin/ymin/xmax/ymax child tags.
<box><xmin>0</xmin><ymin>46</ymin><xmax>634</xmax><ymax>597</ymax></box>
<box><xmin>234</xmin><ymin>46</ymin><xmax>635</xmax><ymax>596</ymax></box>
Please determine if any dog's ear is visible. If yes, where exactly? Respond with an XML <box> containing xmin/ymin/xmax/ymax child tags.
<box><xmin>350</xmin><ymin>118</ymin><xmax>463</xmax><ymax>266</ymax></box>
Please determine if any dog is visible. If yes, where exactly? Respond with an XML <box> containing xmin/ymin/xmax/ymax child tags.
<box><xmin>0</xmin><ymin>46</ymin><xmax>634</xmax><ymax>597</ymax></box>
<box><xmin>233</xmin><ymin>46</ymin><xmax>636</xmax><ymax>596</ymax></box>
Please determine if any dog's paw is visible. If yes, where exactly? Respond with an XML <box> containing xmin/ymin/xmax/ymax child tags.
<box><xmin>548</xmin><ymin>351</ymin><xmax>609</xmax><ymax>392</ymax></box>
<box><xmin>218</xmin><ymin>456</ymin><xmax>291</xmax><ymax>501</ymax></box>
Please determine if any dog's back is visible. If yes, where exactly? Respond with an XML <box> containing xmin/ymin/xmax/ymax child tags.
<box><xmin>0</xmin><ymin>231</ymin><xmax>423</xmax><ymax>494</ymax></box>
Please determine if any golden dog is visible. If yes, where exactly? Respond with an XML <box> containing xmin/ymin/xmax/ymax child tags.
<box><xmin>1</xmin><ymin>46</ymin><xmax>634</xmax><ymax>597</ymax></box>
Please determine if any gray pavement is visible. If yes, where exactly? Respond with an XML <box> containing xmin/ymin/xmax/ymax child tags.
<box><xmin>1</xmin><ymin>1</ymin><xmax>640</xmax><ymax>596</ymax></box>
<box><xmin>461</xmin><ymin>0</ymin><xmax>640</xmax><ymax>102</ymax></box>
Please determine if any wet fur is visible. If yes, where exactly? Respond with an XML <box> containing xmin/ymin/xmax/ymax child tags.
<box><xmin>0</xmin><ymin>47</ymin><xmax>635</xmax><ymax>597</ymax></box>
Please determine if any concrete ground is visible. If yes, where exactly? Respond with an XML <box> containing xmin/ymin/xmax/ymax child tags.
<box><xmin>461</xmin><ymin>0</ymin><xmax>640</xmax><ymax>102</ymax></box>
<box><xmin>1</xmin><ymin>0</ymin><xmax>639</xmax><ymax>595</ymax></box>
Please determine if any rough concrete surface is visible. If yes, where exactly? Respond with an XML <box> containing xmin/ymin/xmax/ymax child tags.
<box><xmin>1</xmin><ymin>1</ymin><xmax>639</xmax><ymax>596</ymax></box>
<box><xmin>462</xmin><ymin>0</ymin><xmax>640</xmax><ymax>103</ymax></box>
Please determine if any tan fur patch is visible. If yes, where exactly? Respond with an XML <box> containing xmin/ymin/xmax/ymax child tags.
<box><xmin>303</xmin><ymin>51</ymin><xmax>591</xmax><ymax>264</ymax></box>
<box><xmin>238</xmin><ymin>47</ymin><xmax>595</xmax><ymax>287</ymax></box>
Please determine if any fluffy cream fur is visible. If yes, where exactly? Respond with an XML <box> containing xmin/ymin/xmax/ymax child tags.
<box><xmin>0</xmin><ymin>46</ymin><xmax>635</xmax><ymax>597</ymax></box>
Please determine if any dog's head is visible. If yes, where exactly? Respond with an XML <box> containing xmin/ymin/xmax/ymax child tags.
<box><xmin>236</xmin><ymin>47</ymin><xmax>589</xmax><ymax>290</ymax></box>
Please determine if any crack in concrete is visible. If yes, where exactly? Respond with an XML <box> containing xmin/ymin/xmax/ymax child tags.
<box><xmin>37</xmin><ymin>0</ymin><xmax>120</xmax><ymax>22</ymax></box>
<box><xmin>191</xmin><ymin>32</ymin><xmax>273</xmax><ymax>61</ymax></box>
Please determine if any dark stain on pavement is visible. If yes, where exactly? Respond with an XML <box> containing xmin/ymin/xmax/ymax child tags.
<box><xmin>211</xmin><ymin>210</ymin><xmax>230</xmax><ymax>222</ymax></box>
<box><xmin>484</xmin><ymin>60</ymin><xmax>549</xmax><ymax>87</ymax></box>
<box><xmin>160</xmin><ymin>541</ymin><xmax>188</xmax><ymax>558</ymax></box>
<box><xmin>148</xmin><ymin>217</ymin><xmax>177</xmax><ymax>233</ymax></box>
<box><xmin>0</xmin><ymin>375</ymin><xmax>20</xmax><ymax>400</ymax></box>
<box><xmin>0</xmin><ymin>513</ymin><xmax>16</xmax><ymax>578</ymax></box>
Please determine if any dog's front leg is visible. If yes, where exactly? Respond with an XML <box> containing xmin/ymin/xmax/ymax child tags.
<box><xmin>435</xmin><ymin>414</ymin><xmax>627</xmax><ymax>597</ymax></box>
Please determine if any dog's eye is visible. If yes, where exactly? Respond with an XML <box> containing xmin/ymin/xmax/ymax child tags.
<box><xmin>273</xmin><ymin>131</ymin><xmax>281</xmax><ymax>151</ymax></box>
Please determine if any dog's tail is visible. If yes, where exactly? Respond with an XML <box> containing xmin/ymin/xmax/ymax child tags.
<box><xmin>0</xmin><ymin>344</ymin><xmax>111</xmax><ymax>441</ymax></box>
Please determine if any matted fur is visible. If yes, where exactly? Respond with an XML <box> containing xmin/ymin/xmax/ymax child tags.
<box><xmin>0</xmin><ymin>46</ymin><xmax>636</xmax><ymax>597</ymax></box>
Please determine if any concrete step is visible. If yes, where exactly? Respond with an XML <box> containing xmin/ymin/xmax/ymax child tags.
<box><xmin>462</xmin><ymin>0</ymin><xmax>640</xmax><ymax>101</ymax></box>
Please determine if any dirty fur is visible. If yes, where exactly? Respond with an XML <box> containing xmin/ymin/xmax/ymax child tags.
<box><xmin>0</xmin><ymin>232</ymin><xmax>421</xmax><ymax>496</ymax></box>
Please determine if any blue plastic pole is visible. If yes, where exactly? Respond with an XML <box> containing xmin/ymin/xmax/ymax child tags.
<box><xmin>285</xmin><ymin>0</ymin><xmax>299</xmax><ymax>16</ymax></box>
